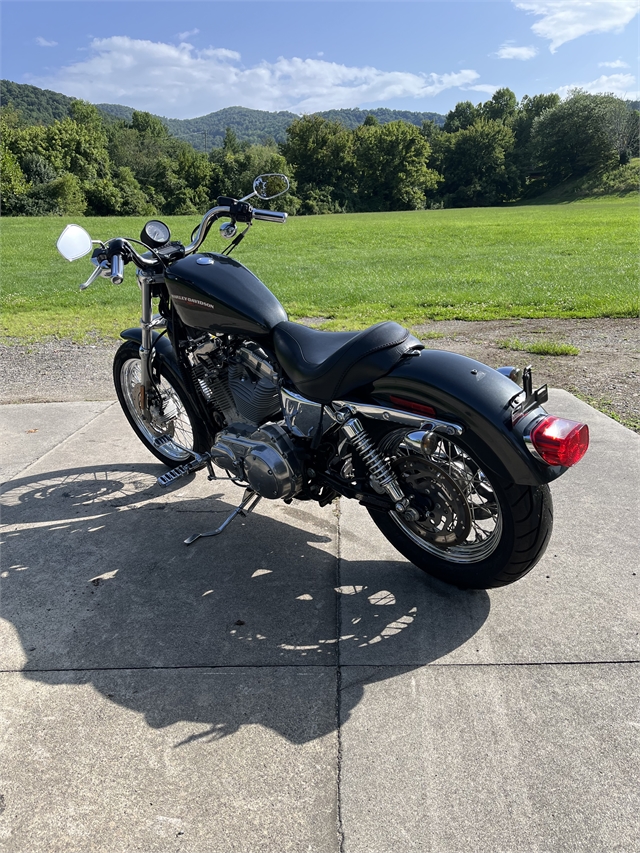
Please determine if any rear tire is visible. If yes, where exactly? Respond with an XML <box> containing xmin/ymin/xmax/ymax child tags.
<box><xmin>113</xmin><ymin>340</ymin><xmax>208</xmax><ymax>467</ymax></box>
<box><xmin>367</xmin><ymin>433</ymin><xmax>553</xmax><ymax>589</ymax></box>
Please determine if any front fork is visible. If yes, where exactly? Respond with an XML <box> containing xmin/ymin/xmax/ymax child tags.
<box><xmin>138</xmin><ymin>274</ymin><xmax>159</xmax><ymax>422</ymax></box>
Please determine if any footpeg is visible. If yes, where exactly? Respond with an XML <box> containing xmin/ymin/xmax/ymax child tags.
<box><xmin>155</xmin><ymin>445</ymin><xmax>212</xmax><ymax>487</ymax></box>
<box><xmin>157</xmin><ymin>464</ymin><xmax>192</xmax><ymax>487</ymax></box>
<box><xmin>184</xmin><ymin>489</ymin><xmax>262</xmax><ymax>545</ymax></box>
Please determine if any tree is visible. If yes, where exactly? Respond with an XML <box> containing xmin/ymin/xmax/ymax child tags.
<box><xmin>0</xmin><ymin>148</ymin><xmax>29</xmax><ymax>213</ymax></box>
<box><xmin>531</xmin><ymin>90</ymin><xmax>625</xmax><ymax>182</ymax></box>
<box><xmin>131</xmin><ymin>110</ymin><xmax>169</xmax><ymax>139</ymax></box>
<box><xmin>512</xmin><ymin>93</ymin><xmax>560</xmax><ymax>167</ymax></box>
<box><xmin>603</xmin><ymin>100</ymin><xmax>640</xmax><ymax>165</ymax></box>
<box><xmin>443</xmin><ymin>101</ymin><xmax>480</xmax><ymax>133</ymax></box>
<box><xmin>280</xmin><ymin>115</ymin><xmax>353</xmax><ymax>209</ymax></box>
<box><xmin>439</xmin><ymin>119</ymin><xmax>519</xmax><ymax>206</ymax></box>
<box><xmin>481</xmin><ymin>88</ymin><xmax>517</xmax><ymax>125</ymax></box>
<box><xmin>34</xmin><ymin>173</ymin><xmax>86</xmax><ymax>215</ymax></box>
<box><xmin>351</xmin><ymin>120</ymin><xmax>440</xmax><ymax>211</ymax></box>
<box><xmin>222</xmin><ymin>126</ymin><xmax>242</xmax><ymax>154</ymax></box>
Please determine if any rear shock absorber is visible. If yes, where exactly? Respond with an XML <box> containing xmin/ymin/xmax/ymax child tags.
<box><xmin>340</xmin><ymin>415</ymin><xmax>418</xmax><ymax>519</ymax></box>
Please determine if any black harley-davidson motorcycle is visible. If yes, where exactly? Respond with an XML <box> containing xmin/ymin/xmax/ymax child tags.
<box><xmin>57</xmin><ymin>174</ymin><xmax>589</xmax><ymax>589</ymax></box>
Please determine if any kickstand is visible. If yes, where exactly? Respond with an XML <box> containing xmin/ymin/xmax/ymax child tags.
<box><xmin>184</xmin><ymin>489</ymin><xmax>262</xmax><ymax>545</ymax></box>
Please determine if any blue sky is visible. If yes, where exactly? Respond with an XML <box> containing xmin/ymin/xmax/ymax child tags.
<box><xmin>1</xmin><ymin>1</ymin><xmax>638</xmax><ymax>118</ymax></box>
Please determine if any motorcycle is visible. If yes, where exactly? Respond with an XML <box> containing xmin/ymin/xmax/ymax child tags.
<box><xmin>56</xmin><ymin>173</ymin><xmax>589</xmax><ymax>589</ymax></box>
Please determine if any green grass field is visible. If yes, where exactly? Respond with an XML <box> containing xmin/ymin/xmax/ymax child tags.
<box><xmin>1</xmin><ymin>196</ymin><xmax>638</xmax><ymax>342</ymax></box>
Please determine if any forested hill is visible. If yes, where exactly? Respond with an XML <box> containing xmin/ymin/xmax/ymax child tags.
<box><xmin>99</xmin><ymin>104</ymin><xmax>447</xmax><ymax>149</ymax></box>
<box><xmin>1</xmin><ymin>80</ymin><xmax>445</xmax><ymax>149</ymax></box>
<box><xmin>98</xmin><ymin>105</ymin><xmax>301</xmax><ymax>148</ymax></box>
<box><xmin>1</xmin><ymin>80</ymin><xmax>77</xmax><ymax>125</ymax></box>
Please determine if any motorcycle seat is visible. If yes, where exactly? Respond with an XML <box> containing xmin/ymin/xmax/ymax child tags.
<box><xmin>272</xmin><ymin>320</ymin><xmax>423</xmax><ymax>402</ymax></box>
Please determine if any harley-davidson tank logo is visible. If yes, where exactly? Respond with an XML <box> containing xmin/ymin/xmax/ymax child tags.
<box><xmin>172</xmin><ymin>294</ymin><xmax>215</xmax><ymax>311</ymax></box>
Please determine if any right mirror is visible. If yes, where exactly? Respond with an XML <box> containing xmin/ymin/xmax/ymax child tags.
<box><xmin>57</xmin><ymin>224</ymin><xmax>93</xmax><ymax>261</ymax></box>
<box><xmin>253</xmin><ymin>173</ymin><xmax>290</xmax><ymax>200</ymax></box>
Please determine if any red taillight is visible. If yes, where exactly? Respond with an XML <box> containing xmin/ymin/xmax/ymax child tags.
<box><xmin>389</xmin><ymin>396</ymin><xmax>436</xmax><ymax>417</ymax></box>
<box><xmin>529</xmin><ymin>416</ymin><xmax>589</xmax><ymax>467</ymax></box>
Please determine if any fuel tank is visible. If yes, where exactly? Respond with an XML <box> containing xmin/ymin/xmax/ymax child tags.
<box><xmin>164</xmin><ymin>252</ymin><xmax>287</xmax><ymax>340</ymax></box>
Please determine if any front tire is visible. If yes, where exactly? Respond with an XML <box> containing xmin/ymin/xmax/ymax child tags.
<box><xmin>367</xmin><ymin>433</ymin><xmax>553</xmax><ymax>589</ymax></box>
<box><xmin>113</xmin><ymin>340</ymin><xmax>208</xmax><ymax>466</ymax></box>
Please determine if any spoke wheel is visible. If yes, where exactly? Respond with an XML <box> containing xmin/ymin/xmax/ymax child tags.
<box><xmin>113</xmin><ymin>341</ymin><xmax>208</xmax><ymax>466</ymax></box>
<box><xmin>367</xmin><ymin>430</ymin><xmax>553</xmax><ymax>589</ymax></box>
<box><xmin>391</xmin><ymin>437</ymin><xmax>502</xmax><ymax>564</ymax></box>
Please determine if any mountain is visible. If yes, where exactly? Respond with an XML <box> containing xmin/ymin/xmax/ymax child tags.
<box><xmin>1</xmin><ymin>80</ymin><xmax>77</xmax><ymax>125</ymax></box>
<box><xmin>96</xmin><ymin>103</ymin><xmax>300</xmax><ymax>148</ymax></box>
<box><xmin>98</xmin><ymin>104</ymin><xmax>447</xmax><ymax>150</ymax></box>
<box><xmin>1</xmin><ymin>79</ymin><xmax>446</xmax><ymax>150</ymax></box>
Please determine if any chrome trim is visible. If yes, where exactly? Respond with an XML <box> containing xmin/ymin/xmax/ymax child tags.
<box><xmin>341</xmin><ymin>416</ymin><xmax>406</xmax><ymax>507</ymax></box>
<box><xmin>523</xmin><ymin>415</ymin><xmax>548</xmax><ymax>464</ymax></box>
<box><xmin>281</xmin><ymin>388</ymin><xmax>329</xmax><ymax>438</ymax></box>
<box><xmin>78</xmin><ymin>263</ymin><xmax>104</xmax><ymax>291</ymax></box>
<box><xmin>110</xmin><ymin>253</ymin><xmax>124</xmax><ymax>285</ymax></box>
<box><xmin>184</xmin><ymin>205</ymin><xmax>230</xmax><ymax>255</ymax></box>
<box><xmin>237</xmin><ymin>346</ymin><xmax>279</xmax><ymax>384</ymax></box>
<box><xmin>497</xmin><ymin>366</ymin><xmax>523</xmax><ymax>386</ymax></box>
<box><xmin>331</xmin><ymin>400</ymin><xmax>464</xmax><ymax>436</ymax></box>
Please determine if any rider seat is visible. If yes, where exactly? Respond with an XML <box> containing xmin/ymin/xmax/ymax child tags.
<box><xmin>272</xmin><ymin>320</ymin><xmax>423</xmax><ymax>402</ymax></box>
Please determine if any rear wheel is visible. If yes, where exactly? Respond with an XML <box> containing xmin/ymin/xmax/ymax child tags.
<box><xmin>367</xmin><ymin>431</ymin><xmax>552</xmax><ymax>589</ymax></box>
<box><xmin>113</xmin><ymin>341</ymin><xmax>208</xmax><ymax>466</ymax></box>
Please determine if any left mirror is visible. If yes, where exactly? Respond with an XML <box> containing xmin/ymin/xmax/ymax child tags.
<box><xmin>57</xmin><ymin>224</ymin><xmax>93</xmax><ymax>261</ymax></box>
<box><xmin>253</xmin><ymin>173</ymin><xmax>290</xmax><ymax>200</ymax></box>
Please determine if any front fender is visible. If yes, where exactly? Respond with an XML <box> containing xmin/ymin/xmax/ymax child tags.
<box><xmin>119</xmin><ymin>327</ymin><xmax>190</xmax><ymax>399</ymax></box>
<box><xmin>370</xmin><ymin>349</ymin><xmax>560</xmax><ymax>485</ymax></box>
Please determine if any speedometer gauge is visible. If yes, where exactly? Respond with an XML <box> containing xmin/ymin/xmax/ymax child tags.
<box><xmin>141</xmin><ymin>219</ymin><xmax>171</xmax><ymax>248</ymax></box>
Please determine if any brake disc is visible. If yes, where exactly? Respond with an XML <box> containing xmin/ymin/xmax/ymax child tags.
<box><xmin>394</xmin><ymin>456</ymin><xmax>472</xmax><ymax>547</ymax></box>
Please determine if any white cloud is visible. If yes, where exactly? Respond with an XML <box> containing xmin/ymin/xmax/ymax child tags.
<box><xmin>27</xmin><ymin>36</ymin><xmax>480</xmax><ymax>117</ymax></box>
<box><xmin>495</xmin><ymin>43</ymin><xmax>538</xmax><ymax>60</ymax></box>
<box><xmin>556</xmin><ymin>72</ymin><xmax>639</xmax><ymax>99</ymax></box>
<box><xmin>514</xmin><ymin>0</ymin><xmax>639</xmax><ymax>52</ymax></box>
<box><xmin>465</xmin><ymin>84</ymin><xmax>501</xmax><ymax>94</ymax></box>
<box><xmin>177</xmin><ymin>29</ymin><xmax>199</xmax><ymax>41</ymax></box>
<box><xmin>35</xmin><ymin>37</ymin><xmax>57</xmax><ymax>47</ymax></box>
<box><xmin>599</xmin><ymin>59</ymin><xmax>630</xmax><ymax>68</ymax></box>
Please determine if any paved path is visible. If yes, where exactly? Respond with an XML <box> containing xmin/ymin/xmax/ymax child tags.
<box><xmin>0</xmin><ymin>391</ymin><xmax>638</xmax><ymax>852</ymax></box>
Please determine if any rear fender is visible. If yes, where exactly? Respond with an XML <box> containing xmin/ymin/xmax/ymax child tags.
<box><xmin>370</xmin><ymin>349</ymin><xmax>563</xmax><ymax>485</ymax></box>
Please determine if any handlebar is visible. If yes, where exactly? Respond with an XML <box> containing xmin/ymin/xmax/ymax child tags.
<box><xmin>111</xmin><ymin>253</ymin><xmax>124</xmax><ymax>285</ymax></box>
<box><xmin>252</xmin><ymin>209</ymin><xmax>288</xmax><ymax>224</ymax></box>
<box><xmin>183</xmin><ymin>203</ymin><xmax>287</xmax><ymax>255</ymax></box>
<box><xmin>79</xmin><ymin>200</ymin><xmax>288</xmax><ymax>287</ymax></box>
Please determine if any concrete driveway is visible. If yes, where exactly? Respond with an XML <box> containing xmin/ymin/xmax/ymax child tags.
<box><xmin>0</xmin><ymin>391</ymin><xmax>638</xmax><ymax>852</ymax></box>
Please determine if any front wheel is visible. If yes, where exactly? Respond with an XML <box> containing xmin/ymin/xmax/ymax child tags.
<box><xmin>367</xmin><ymin>432</ymin><xmax>553</xmax><ymax>589</ymax></box>
<box><xmin>113</xmin><ymin>340</ymin><xmax>208</xmax><ymax>466</ymax></box>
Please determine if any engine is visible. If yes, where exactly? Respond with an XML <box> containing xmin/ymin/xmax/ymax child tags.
<box><xmin>210</xmin><ymin>423</ymin><xmax>305</xmax><ymax>500</ymax></box>
<box><xmin>189</xmin><ymin>336</ymin><xmax>306</xmax><ymax>500</ymax></box>
<box><xmin>191</xmin><ymin>337</ymin><xmax>282</xmax><ymax>426</ymax></box>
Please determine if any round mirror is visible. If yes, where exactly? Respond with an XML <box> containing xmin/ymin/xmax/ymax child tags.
<box><xmin>253</xmin><ymin>173</ymin><xmax>290</xmax><ymax>200</ymax></box>
<box><xmin>57</xmin><ymin>224</ymin><xmax>93</xmax><ymax>261</ymax></box>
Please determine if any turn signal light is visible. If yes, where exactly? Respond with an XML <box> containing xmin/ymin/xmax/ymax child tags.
<box><xmin>529</xmin><ymin>416</ymin><xmax>589</xmax><ymax>467</ymax></box>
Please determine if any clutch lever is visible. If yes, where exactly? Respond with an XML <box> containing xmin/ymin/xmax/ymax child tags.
<box><xmin>79</xmin><ymin>259</ymin><xmax>110</xmax><ymax>290</ymax></box>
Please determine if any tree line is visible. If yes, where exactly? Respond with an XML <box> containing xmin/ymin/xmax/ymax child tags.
<box><xmin>1</xmin><ymin>87</ymin><xmax>638</xmax><ymax>217</ymax></box>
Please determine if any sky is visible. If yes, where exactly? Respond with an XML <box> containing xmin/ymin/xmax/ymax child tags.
<box><xmin>1</xmin><ymin>0</ymin><xmax>638</xmax><ymax>119</ymax></box>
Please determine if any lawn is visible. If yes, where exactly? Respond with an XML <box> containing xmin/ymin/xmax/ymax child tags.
<box><xmin>1</xmin><ymin>196</ymin><xmax>637</xmax><ymax>341</ymax></box>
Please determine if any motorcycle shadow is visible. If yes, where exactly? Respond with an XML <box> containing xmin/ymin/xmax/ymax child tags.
<box><xmin>1</xmin><ymin>462</ymin><xmax>490</xmax><ymax>746</ymax></box>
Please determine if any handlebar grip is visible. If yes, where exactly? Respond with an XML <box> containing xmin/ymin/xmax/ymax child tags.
<box><xmin>111</xmin><ymin>254</ymin><xmax>124</xmax><ymax>285</ymax></box>
<box><xmin>253</xmin><ymin>209</ymin><xmax>287</xmax><ymax>224</ymax></box>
